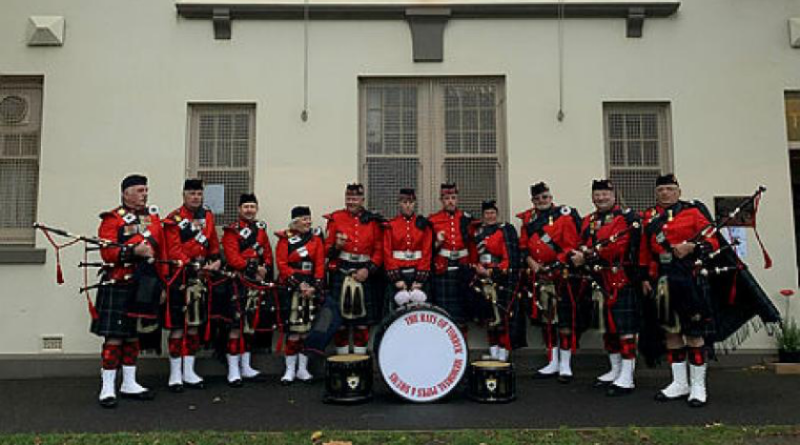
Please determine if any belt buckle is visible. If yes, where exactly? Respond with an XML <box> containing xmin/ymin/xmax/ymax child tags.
<box><xmin>301</xmin><ymin>262</ymin><xmax>313</xmax><ymax>271</ymax></box>
<box><xmin>404</xmin><ymin>251</ymin><xmax>414</xmax><ymax>260</ymax></box>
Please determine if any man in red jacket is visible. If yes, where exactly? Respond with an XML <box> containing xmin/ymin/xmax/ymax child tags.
<box><xmin>523</xmin><ymin>182</ymin><xmax>582</xmax><ymax>383</ymax></box>
<box><xmin>162</xmin><ymin>179</ymin><xmax>221</xmax><ymax>392</ymax></box>
<box><xmin>275</xmin><ymin>206</ymin><xmax>326</xmax><ymax>384</ymax></box>
<box><xmin>324</xmin><ymin>183</ymin><xmax>384</xmax><ymax>355</ymax></box>
<box><xmin>571</xmin><ymin>179</ymin><xmax>641</xmax><ymax>396</ymax></box>
<box><xmin>93</xmin><ymin>174</ymin><xmax>165</xmax><ymax>408</ymax></box>
<box><xmin>221</xmin><ymin>193</ymin><xmax>274</xmax><ymax>386</ymax></box>
<box><xmin>472</xmin><ymin>199</ymin><xmax>521</xmax><ymax>362</ymax></box>
<box><xmin>383</xmin><ymin>188</ymin><xmax>432</xmax><ymax>309</ymax></box>
<box><xmin>429</xmin><ymin>183</ymin><xmax>478</xmax><ymax>334</ymax></box>
<box><xmin>640</xmin><ymin>174</ymin><xmax>719</xmax><ymax>407</ymax></box>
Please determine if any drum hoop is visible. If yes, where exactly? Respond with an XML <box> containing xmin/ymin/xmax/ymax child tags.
<box><xmin>328</xmin><ymin>354</ymin><xmax>370</xmax><ymax>364</ymax></box>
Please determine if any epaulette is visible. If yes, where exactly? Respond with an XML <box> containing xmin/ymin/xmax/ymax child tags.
<box><xmin>255</xmin><ymin>221</ymin><xmax>267</xmax><ymax>230</ymax></box>
<box><xmin>559</xmin><ymin>205</ymin><xmax>572</xmax><ymax>216</ymax></box>
<box><xmin>415</xmin><ymin>215</ymin><xmax>431</xmax><ymax>230</ymax></box>
<box><xmin>148</xmin><ymin>205</ymin><xmax>159</xmax><ymax>216</ymax></box>
<box><xmin>312</xmin><ymin>226</ymin><xmax>323</xmax><ymax>237</ymax></box>
<box><xmin>99</xmin><ymin>206</ymin><xmax>124</xmax><ymax>219</ymax></box>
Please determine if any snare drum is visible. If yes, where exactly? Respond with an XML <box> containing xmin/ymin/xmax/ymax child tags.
<box><xmin>468</xmin><ymin>360</ymin><xmax>516</xmax><ymax>403</ymax></box>
<box><xmin>374</xmin><ymin>303</ymin><xmax>468</xmax><ymax>403</ymax></box>
<box><xmin>323</xmin><ymin>354</ymin><xmax>373</xmax><ymax>404</ymax></box>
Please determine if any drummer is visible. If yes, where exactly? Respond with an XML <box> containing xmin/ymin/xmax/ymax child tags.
<box><xmin>472</xmin><ymin>199</ymin><xmax>522</xmax><ymax>362</ymax></box>
<box><xmin>382</xmin><ymin>188</ymin><xmax>433</xmax><ymax>310</ymax></box>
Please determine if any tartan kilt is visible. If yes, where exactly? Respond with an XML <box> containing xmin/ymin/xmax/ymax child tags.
<box><xmin>209</xmin><ymin>279</ymin><xmax>237</xmax><ymax>325</ymax></box>
<box><xmin>534</xmin><ymin>277</ymin><xmax>590</xmax><ymax>332</ymax></box>
<box><xmin>430</xmin><ymin>268</ymin><xmax>472</xmax><ymax>326</ymax></box>
<box><xmin>383</xmin><ymin>269</ymin><xmax>431</xmax><ymax>314</ymax></box>
<box><xmin>165</xmin><ymin>278</ymin><xmax>208</xmax><ymax>330</ymax></box>
<box><xmin>472</xmin><ymin>280</ymin><xmax>514</xmax><ymax>324</ymax></box>
<box><xmin>90</xmin><ymin>284</ymin><xmax>137</xmax><ymax>338</ymax></box>
<box><xmin>329</xmin><ymin>270</ymin><xmax>380</xmax><ymax>326</ymax></box>
<box><xmin>278</xmin><ymin>284</ymin><xmax>323</xmax><ymax>334</ymax></box>
<box><xmin>662</xmin><ymin>269</ymin><xmax>716</xmax><ymax>338</ymax></box>
<box><xmin>602</xmin><ymin>285</ymin><xmax>641</xmax><ymax>336</ymax></box>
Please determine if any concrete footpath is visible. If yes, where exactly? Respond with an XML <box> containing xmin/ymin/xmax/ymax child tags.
<box><xmin>0</xmin><ymin>353</ymin><xmax>797</xmax><ymax>433</ymax></box>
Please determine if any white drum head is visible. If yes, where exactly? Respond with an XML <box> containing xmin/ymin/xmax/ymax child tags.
<box><xmin>377</xmin><ymin>307</ymin><xmax>468</xmax><ymax>402</ymax></box>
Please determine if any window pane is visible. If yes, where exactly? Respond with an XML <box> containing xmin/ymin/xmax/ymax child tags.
<box><xmin>197</xmin><ymin>170</ymin><xmax>250</xmax><ymax>227</ymax></box>
<box><xmin>609</xmin><ymin>168</ymin><xmax>661</xmax><ymax>212</ymax></box>
<box><xmin>443</xmin><ymin>158</ymin><xmax>497</xmax><ymax>217</ymax></box>
<box><xmin>366</xmin><ymin>158</ymin><xmax>418</xmax><ymax>218</ymax></box>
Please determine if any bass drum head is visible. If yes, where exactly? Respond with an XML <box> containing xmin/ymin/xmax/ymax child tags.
<box><xmin>374</xmin><ymin>303</ymin><xmax>468</xmax><ymax>403</ymax></box>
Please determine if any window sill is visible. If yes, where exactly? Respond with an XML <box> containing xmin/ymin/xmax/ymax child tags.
<box><xmin>0</xmin><ymin>246</ymin><xmax>47</xmax><ymax>264</ymax></box>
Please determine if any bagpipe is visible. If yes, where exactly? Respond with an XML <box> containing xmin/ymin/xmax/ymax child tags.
<box><xmin>33</xmin><ymin>222</ymin><xmax>182</xmax><ymax>321</ymax></box>
<box><xmin>684</xmin><ymin>187</ymin><xmax>781</xmax><ymax>349</ymax></box>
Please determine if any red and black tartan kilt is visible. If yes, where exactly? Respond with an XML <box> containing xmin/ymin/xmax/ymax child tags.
<box><xmin>165</xmin><ymin>278</ymin><xmax>209</xmax><ymax>331</ymax></box>
<box><xmin>662</xmin><ymin>269</ymin><xmax>716</xmax><ymax>339</ymax></box>
<box><xmin>430</xmin><ymin>268</ymin><xmax>472</xmax><ymax>326</ymax></box>
<box><xmin>601</xmin><ymin>285</ymin><xmax>641</xmax><ymax>336</ymax></box>
<box><xmin>90</xmin><ymin>284</ymin><xmax>137</xmax><ymax>338</ymax></box>
<box><xmin>538</xmin><ymin>277</ymin><xmax>591</xmax><ymax>332</ymax></box>
<box><xmin>209</xmin><ymin>278</ymin><xmax>237</xmax><ymax>325</ymax></box>
<box><xmin>278</xmin><ymin>283</ymin><xmax>323</xmax><ymax>334</ymax></box>
<box><xmin>329</xmin><ymin>270</ymin><xmax>380</xmax><ymax>326</ymax></box>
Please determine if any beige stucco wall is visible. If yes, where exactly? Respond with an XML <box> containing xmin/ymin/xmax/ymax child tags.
<box><xmin>1</xmin><ymin>0</ymin><xmax>799</xmax><ymax>354</ymax></box>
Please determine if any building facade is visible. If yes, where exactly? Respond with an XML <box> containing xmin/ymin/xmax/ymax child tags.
<box><xmin>1</xmin><ymin>0</ymin><xmax>799</xmax><ymax>355</ymax></box>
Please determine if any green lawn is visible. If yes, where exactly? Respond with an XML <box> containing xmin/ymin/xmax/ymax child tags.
<box><xmin>1</xmin><ymin>426</ymin><xmax>799</xmax><ymax>445</ymax></box>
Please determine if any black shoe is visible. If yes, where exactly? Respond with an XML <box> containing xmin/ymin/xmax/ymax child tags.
<box><xmin>654</xmin><ymin>391</ymin><xmax>688</xmax><ymax>402</ymax></box>
<box><xmin>533</xmin><ymin>371</ymin><xmax>558</xmax><ymax>380</ymax></box>
<box><xmin>120</xmin><ymin>390</ymin><xmax>155</xmax><ymax>401</ymax></box>
<box><xmin>557</xmin><ymin>374</ymin><xmax>573</xmax><ymax>384</ymax></box>
<box><xmin>183</xmin><ymin>380</ymin><xmax>205</xmax><ymax>390</ymax></box>
<box><xmin>687</xmin><ymin>398</ymin><xmax>707</xmax><ymax>408</ymax></box>
<box><xmin>228</xmin><ymin>379</ymin><xmax>243</xmax><ymax>388</ymax></box>
<box><xmin>606</xmin><ymin>384</ymin><xmax>634</xmax><ymax>397</ymax></box>
<box><xmin>593</xmin><ymin>379</ymin><xmax>613</xmax><ymax>388</ymax></box>
<box><xmin>99</xmin><ymin>396</ymin><xmax>117</xmax><ymax>409</ymax></box>
<box><xmin>280</xmin><ymin>379</ymin><xmax>293</xmax><ymax>386</ymax></box>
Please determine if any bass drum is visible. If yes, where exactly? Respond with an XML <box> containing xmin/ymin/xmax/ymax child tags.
<box><xmin>374</xmin><ymin>303</ymin><xmax>469</xmax><ymax>403</ymax></box>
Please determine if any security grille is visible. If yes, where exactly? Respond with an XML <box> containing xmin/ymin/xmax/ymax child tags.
<box><xmin>360</xmin><ymin>77</ymin><xmax>507</xmax><ymax>218</ymax></box>
<box><xmin>188</xmin><ymin>104</ymin><xmax>255</xmax><ymax>227</ymax></box>
<box><xmin>603</xmin><ymin>102</ymin><xmax>672</xmax><ymax>212</ymax></box>
<box><xmin>0</xmin><ymin>77</ymin><xmax>42</xmax><ymax>245</ymax></box>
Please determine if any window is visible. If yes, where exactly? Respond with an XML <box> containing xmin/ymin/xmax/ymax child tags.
<box><xmin>187</xmin><ymin>104</ymin><xmax>256</xmax><ymax>227</ymax></box>
<box><xmin>0</xmin><ymin>77</ymin><xmax>43</xmax><ymax>245</ymax></box>
<box><xmin>603</xmin><ymin>102</ymin><xmax>673</xmax><ymax>211</ymax></box>
<box><xmin>785</xmin><ymin>92</ymin><xmax>800</xmax><ymax>284</ymax></box>
<box><xmin>360</xmin><ymin>77</ymin><xmax>507</xmax><ymax>218</ymax></box>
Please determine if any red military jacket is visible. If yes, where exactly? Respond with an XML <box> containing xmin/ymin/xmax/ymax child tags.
<box><xmin>98</xmin><ymin>204</ymin><xmax>167</xmax><ymax>282</ymax></box>
<box><xmin>275</xmin><ymin>228</ymin><xmax>326</xmax><ymax>284</ymax></box>
<box><xmin>383</xmin><ymin>213</ymin><xmax>433</xmax><ymax>277</ymax></box>
<box><xmin>639</xmin><ymin>200</ymin><xmax>720</xmax><ymax>279</ymax></box>
<box><xmin>515</xmin><ymin>207</ymin><xmax>536</xmax><ymax>257</ymax></box>
<box><xmin>523</xmin><ymin>204</ymin><xmax>581</xmax><ymax>266</ymax></box>
<box><xmin>163</xmin><ymin>205</ymin><xmax>220</xmax><ymax>265</ymax></box>
<box><xmin>222</xmin><ymin>218</ymin><xmax>274</xmax><ymax>272</ymax></box>
<box><xmin>323</xmin><ymin>209</ymin><xmax>383</xmax><ymax>271</ymax></box>
<box><xmin>579</xmin><ymin>205</ymin><xmax>640</xmax><ymax>288</ymax></box>
<box><xmin>474</xmin><ymin>222</ymin><xmax>518</xmax><ymax>271</ymax></box>
<box><xmin>428</xmin><ymin>209</ymin><xmax>478</xmax><ymax>274</ymax></box>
